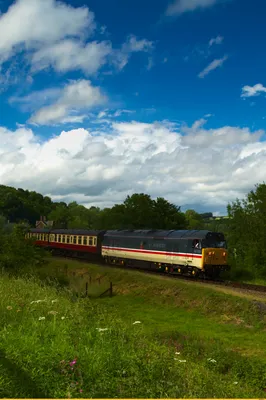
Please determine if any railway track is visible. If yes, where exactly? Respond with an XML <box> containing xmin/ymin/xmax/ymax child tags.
<box><xmin>50</xmin><ymin>253</ymin><xmax>266</xmax><ymax>294</ymax></box>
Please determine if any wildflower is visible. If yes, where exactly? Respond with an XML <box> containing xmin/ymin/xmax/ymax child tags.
<box><xmin>31</xmin><ymin>300</ymin><xmax>46</xmax><ymax>304</ymax></box>
<box><xmin>207</xmin><ymin>358</ymin><xmax>217</xmax><ymax>363</ymax></box>
<box><xmin>233</xmin><ymin>382</ymin><xmax>238</xmax><ymax>385</ymax></box>
<box><xmin>48</xmin><ymin>311</ymin><xmax>58</xmax><ymax>315</ymax></box>
<box><xmin>133</xmin><ymin>321</ymin><xmax>141</xmax><ymax>324</ymax></box>
<box><xmin>70</xmin><ymin>359</ymin><xmax>77</xmax><ymax>366</ymax></box>
<box><xmin>6</xmin><ymin>306</ymin><xmax>12</xmax><ymax>310</ymax></box>
<box><xmin>174</xmin><ymin>358</ymin><xmax>186</xmax><ymax>362</ymax></box>
<box><xmin>175</xmin><ymin>352</ymin><xmax>180</xmax><ymax>355</ymax></box>
<box><xmin>80</xmin><ymin>389</ymin><xmax>83</xmax><ymax>393</ymax></box>
<box><xmin>39</xmin><ymin>317</ymin><xmax>45</xmax><ymax>321</ymax></box>
<box><xmin>61</xmin><ymin>316</ymin><xmax>65</xmax><ymax>320</ymax></box>
<box><xmin>96</xmin><ymin>328</ymin><xmax>108</xmax><ymax>332</ymax></box>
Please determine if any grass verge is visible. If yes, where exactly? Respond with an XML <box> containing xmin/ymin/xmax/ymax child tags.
<box><xmin>0</xmin><ymin>257</ymin><xmax>266</xmax><ymax>398</ymax></box>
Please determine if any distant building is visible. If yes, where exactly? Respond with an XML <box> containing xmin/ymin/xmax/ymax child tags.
<box><xmin>36</xmin><ymin>216</ymin><xmax>53</xmax><ymax>229</ymax></box>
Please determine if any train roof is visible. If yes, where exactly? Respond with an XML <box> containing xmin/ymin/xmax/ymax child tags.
<box><xmin>29</xmin><ymin>228</ymin><xmax>106</xmax><ymax>235</ymax></box>
<box><xmin>51</xmin><ymin>229</ymin><xmax>105</xmax><ymax>235</ymax></box>
<box><xmin>104</xmin><ymin>229</ymin><xmax>214</xmax><ymax>239</ymax></box>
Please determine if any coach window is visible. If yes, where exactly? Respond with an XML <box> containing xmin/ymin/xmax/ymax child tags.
<box><xmin>58</xmin><ymin>235</ymin><xmax>61</xmax><ymax>242</ymax></box>
<box><xmin>73</xmin><ymin>236</ymin><xmax>77</xmax><ymax>244</ymax></box>
<box><xmin>78</xmin><ymin>236</ymin><xmax>82</xmax><ymax>245</ymax></box>
<box><xmin>83</xmin><ymin>236</ymin><xmax>87</xmax><ymax>245</ymax></box>
<box><xmin>89</xmin><ymin>237</ymin><xmax>93</xmax><ymax>246</ymax></box>
<box><xmin>66</xmin><ymin>236</ymin><xmax>70</xmax><ymax>244</ymax></box>
<box><xmin>93</xmin><ymin>237</ymin><xmax>97</xmax><ymax>246</ymax></box>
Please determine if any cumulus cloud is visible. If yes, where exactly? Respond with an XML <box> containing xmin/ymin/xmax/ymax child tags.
<box><xmin>27</xmin><ymin>80</ymin><xmax>107</xmax><ymax>125</ymax></box>
<box><xmin>209</xmin><ymin>35</ymin><xmax>224</xmax><ymax>46</ymax></box>
<box><xmin>198</xmin><ymin>55</ymin><xmax>228</xmax><ymax>78</ymax></box>
<box><xmin>241</xmin><ymin>83</ymin><xmax>266</xmax><ymax>98</ymax></box>
<box><xmin>0</xmin><ymin>0</ymin><xmax>154</xmax><ymax>77</ymax></box>
<box><xmin>165</xmin><ymin>0</ymin><xmax>218</xmax><ymax>16</ymax></box>
<box><xmin>31</xmin><ymin>39</ymin><xmax>112</xmax><ymax>75</ymax></box>
<box><xmin>0</xmin><ymin>0</ymin><xmax>94</xmax><ymax>63</ymax></box>
<box><xmin>0</xmin><ymin>118</ymin><xmax>265</xmax><ymax>211</ymax></box>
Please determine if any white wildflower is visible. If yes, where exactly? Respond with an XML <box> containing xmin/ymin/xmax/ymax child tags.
<box><xmin>61</xmin><ymin>316</ymin><xmax>65</xmax><ymax>320</ymax></box>
<box><xmin>174</xmin><ymin>358</ymin><xmax>186</xmax><ymax>362</ymax></box>
<box><xmin>207</xmin><ymin>358</ymin><xmax>217</xmax><ymax>363</ymax></box>
<box><xmin>233</xmin><ymin>382</ymin><xmax>238</xmax><ymax>385</ymax></box>
<box><xmin>96</xmin><ymin>328</ymin><xmax>108</xmax><ymax>332</ymax></box>
<box><xmin>39</xmin><ymin>317</ymin><xmax>45</xmax><ymax>321</ymax></box>
<box><xmin>175</xmin><ymin>352</ymin><xmax>180</xmax><ymax>355</ymax></box>
<box><xmin>31</xmin><ymin>300</ymin><xmax>46</xmax><ymax>304</ymax></box>
<box><xmin>133</xmin><ymin>321</ymin><xmax>141</xmax><ymax>324</ymax></box>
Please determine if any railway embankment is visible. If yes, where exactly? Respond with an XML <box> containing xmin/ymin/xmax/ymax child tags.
<box><xmin>0</xmin><ymin>257</ymin><xmax>266</xmax><ymax>398</ymax></box>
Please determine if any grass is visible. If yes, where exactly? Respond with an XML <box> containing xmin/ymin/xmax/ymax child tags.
<box><xmin>0</xmin><ymin>257</ymin><xmax>266</xmax><ymax>398</ymax></box>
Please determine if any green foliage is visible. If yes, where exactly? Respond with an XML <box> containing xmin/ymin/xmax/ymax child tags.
<box><xmin>227</xmin><ymin>183</ymin><xmax>266</xmax><ymax>279</ymax></box>
<box><xmin>185</xmin><ymin>209</ymin><xmax>204</xmax><ymax>229</ymax></box>
<box><xmin>0</xmin><ymin>225</ymin><xmax>44</xmax><ymax>272</ymax></box>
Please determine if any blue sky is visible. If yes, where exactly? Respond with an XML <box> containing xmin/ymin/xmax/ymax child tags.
<box><xmin>0</xmin><ymin>0</ymin><xmax>266</xmax><ymax>214</ymax></box>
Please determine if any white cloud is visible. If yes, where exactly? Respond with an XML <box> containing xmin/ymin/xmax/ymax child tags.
<box><xmin>0</xmin><ymin>0</ymin><xmax>94</xmax><ymax>63</ymax></box>
<box><xmin>209</xmin><ymin>35</ymin><xmax>224</xmax><ymax>46</ymax></box>
<box><xmin>113</xmin><ymin>35</ymin><xmax>154</xmax><ymax>70</ymax></box>
<box><xmin>31</xmin><ymin>39</ymin><xmax>112</xmax><ymax>75</ymax></box>
<box><xmin>0</xmin><ymin>0</ymin><xmax>153</xmax><ymax>78</ymax></box>
<box><xmin>27</xmin><ymin>80</ymin><xmax>107</xmax><ymax>125</ymax></box>
<box><xmin>0</xmin><ymin>118</ymin><xmax>265</xmax><ymax>211</ymax></box>
<box><xmin>165</xmin><ymin>0</ymin><xmax>218</xmax><ymax>16</ymax></box>
<box><xmin>146</xmin><ymin>57</ymin><xmax>154</xmax><ymax>71</ymax></box>
<box><xmin>198</xmin><ymin>55</ymin><xmax>228</xmax><ymax>78</ymax></box>
<box><xmin>241</xmin><ymin>84</ymin><xmax>266</xmax><ymax>98</ymax></box>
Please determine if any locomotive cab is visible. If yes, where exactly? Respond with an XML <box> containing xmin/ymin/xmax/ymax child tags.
<box><xmin>200</xmin><ymin>232</ymin><xmax>229</xmax><ymax>278</ymax></box>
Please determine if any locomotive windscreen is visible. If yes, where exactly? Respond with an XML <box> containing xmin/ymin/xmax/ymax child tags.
<box><xmin>202</xmin><ymin>232</ymin><xmax>227</xmax><ymax>249</ymax></box>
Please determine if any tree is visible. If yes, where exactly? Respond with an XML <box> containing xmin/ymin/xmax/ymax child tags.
<box><xmin>123</xmin><ymin>193</ymin><xmax>157</xmax><ymax>229</ymax></box>
<box><xmin>153</xmin><ymin>197</ymin><xmax>187</xmax><ymax>229</ymax></box>
<box><xmin>185</xmin><ymin>209</ymin><xmax>204</xmax><ymax>229</ymax></box>
<box><xmin>227</xmin><ymin>183</ymin><xmax>266</xmax><ymax>278</ymax></box>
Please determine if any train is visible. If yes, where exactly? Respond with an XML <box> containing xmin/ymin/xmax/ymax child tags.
<box><xmin>26</xmin><ymin>228</ymin><xmax>229</xmax><ymax>279</ymax></box>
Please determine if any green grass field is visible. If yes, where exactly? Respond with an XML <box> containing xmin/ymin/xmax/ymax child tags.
<box><xmin>0</xmin><ymin>257</ymin><xmax>266</xmax><ymax>398</ymax></box>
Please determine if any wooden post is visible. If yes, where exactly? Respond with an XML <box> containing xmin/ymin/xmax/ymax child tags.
<box><xmin>109</xmin><ymin>282</ymin><xmax>113</xmax><ymax>297</ymax></box>
<box><xmin>85</xmin><ymin>282</ymin><xmax>88</xmax><ymax>297</ymax></box>
<box><xmin>89</xmin><ymin>276</ymin><xmax>92</xmax><ymax>284</ymax></box>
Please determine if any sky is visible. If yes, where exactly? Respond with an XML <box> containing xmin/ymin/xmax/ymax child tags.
<box><xmin>1</xmin><ymin>0</ymin><xmax>266</xmax><ymax>215</ymax></box>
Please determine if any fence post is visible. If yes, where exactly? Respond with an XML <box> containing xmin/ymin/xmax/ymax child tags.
<box><xmin>85</xmin><ymin>282</ymin><xmax>88</xmax><ymax>297</ymax></box>
<box><xmin>109</xmin><ymin>282</ymin><xmax>113</xmax><ymax>297</ymax></box>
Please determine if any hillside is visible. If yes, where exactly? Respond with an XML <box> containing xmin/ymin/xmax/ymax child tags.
<box><xmin>1</xmin><ymin>258</ymin><xmax>265</xmax><ymax>398</ymax></box>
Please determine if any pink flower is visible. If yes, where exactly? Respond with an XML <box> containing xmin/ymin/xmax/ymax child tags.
<box><xmin>69</xmin><ymin>359</ymin><xmax>77</xmax><ymax>366</ymax></box>
<box><xmin>80</xmin><ymin>389</ymin><xmax>83</xmax><ymax>393</ymax></box>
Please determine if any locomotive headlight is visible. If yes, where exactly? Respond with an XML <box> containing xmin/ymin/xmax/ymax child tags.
<box><xmin>223</xmin><ymin>252</ymin><xmax>226</xmax><ymax>257</ymax></box>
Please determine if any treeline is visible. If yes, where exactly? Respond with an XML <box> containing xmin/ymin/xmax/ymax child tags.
<box><xmin>0</xmin><ymin>185</ymin><xmax>211</xmax><ymax>231</ymax></box>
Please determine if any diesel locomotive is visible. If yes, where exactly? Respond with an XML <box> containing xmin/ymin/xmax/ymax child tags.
<box><xmin>26</xmin><ymin>228</ymin><xmax>229</xmax><ymax>278</ymax></box>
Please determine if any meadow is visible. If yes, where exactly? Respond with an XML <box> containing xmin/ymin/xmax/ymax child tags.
<box><xmin>0</xmin><ymin>257</ymin><xmax>266</xmax><ymax>398</ymax></box>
